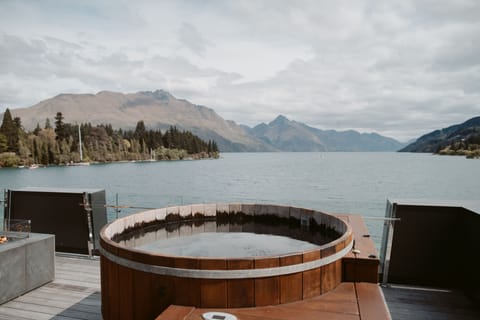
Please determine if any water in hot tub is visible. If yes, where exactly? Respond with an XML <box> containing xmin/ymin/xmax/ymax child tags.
<box><xmin>136</xmin><ymin>232</ymin><xmax>319</xmax><ymax>258</ymax></box>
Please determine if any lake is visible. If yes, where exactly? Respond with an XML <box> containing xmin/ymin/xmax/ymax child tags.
<box><xmin>1</xmin><ymin>152</ymin><xmax>478</xmax><ymax>246</ymax></box>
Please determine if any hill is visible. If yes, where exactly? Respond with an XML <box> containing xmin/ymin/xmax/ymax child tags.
<box><xmin>248</xmin><ymin>115</ymin><xmax>405</xmax><ymax>151</ymax></box>
<box><xmin>400</xmin><ymin>116</ymin><xmax>480</xmax><ymax>157</ymax></box>
<box><xmin>9</xmin><ymin>90</ymin><xmax>269</xmax><ymax>152</ymax></box>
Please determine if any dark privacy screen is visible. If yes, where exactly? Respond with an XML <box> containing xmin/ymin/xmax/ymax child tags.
<box><xmin>5</xmin><ymin>188</ymin><xmax>107</xmax><ymax>254</ymax></box>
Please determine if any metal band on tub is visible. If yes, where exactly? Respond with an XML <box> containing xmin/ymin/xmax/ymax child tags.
<box><xmin>99</xmin><ymin>239</ymin><xmax>352</xmax><ymax>279</ymax></box>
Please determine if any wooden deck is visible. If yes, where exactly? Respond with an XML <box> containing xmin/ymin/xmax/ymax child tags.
<box><xmin>0</xmin><ymin>255</ymin><xmax>101</xmax><ymax>320</ymax></box>
<box><xmin>383</xmin><ymin>285</ymin><xmax>480</xmax><ymax>320</ymax></box>
<box><xmin>158</xmin><ymin>282</ymin><xmax>390</xmax><ymax>320</ymax></box>
<box><xmin>0</xmin><ymin>253</ymin><xmax>391</xmax><ymax>320</ymax></box>
<box><xmin>1</xmin><ymin>223</ymin><xmax>479</xmax><ymax>320</ymax></box>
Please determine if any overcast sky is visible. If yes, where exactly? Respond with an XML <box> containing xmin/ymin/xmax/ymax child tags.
<box><xmin>1</xmin><ymin>0</ymin><xmax>479</xmax><ymax>141</ymax></box>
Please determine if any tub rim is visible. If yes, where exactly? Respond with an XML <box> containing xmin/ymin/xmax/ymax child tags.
<box><xmin>99</xmin><ymin>203</ymin><xmax>353</xmax><ymax>278</ymax></box>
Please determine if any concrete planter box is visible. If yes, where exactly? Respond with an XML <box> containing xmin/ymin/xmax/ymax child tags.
<box><xmin>0</xmin><ymin>233</ymin><xmax>55</xmax><ymax>304</ymax></box>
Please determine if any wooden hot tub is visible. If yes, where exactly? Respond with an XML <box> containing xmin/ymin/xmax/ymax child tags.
<box><xmin>99</xmin><ymin>203</ymin><xmax>353</xmax><ymax>320</ymax></box>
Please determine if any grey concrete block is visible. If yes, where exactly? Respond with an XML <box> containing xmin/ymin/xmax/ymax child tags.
<box><xmin>0</xmin><ymin>243</ymin><xmax>25</xmax><ymax>304</ymax></box>
<box><xmin>26</xmin><ymin>235</ymin><xmax>54</xmax><ymax>290</ymax></box>
<box><xmin>0</xmin><ymin>233</ymin><xmax>54</xmax><ymax>305</ymax></box>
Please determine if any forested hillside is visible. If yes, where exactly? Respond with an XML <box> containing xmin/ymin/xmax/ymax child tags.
<box><xmin>9</xmin><ymin>90</ymin><xmax>267</xmax><ymax>152</ymax></box>
<box><xmin>399</xmin><ymin>116</ymin><xmax>480</xmax><ymax>158</ymax></box>
<box><xmin>0</xmin><ymin>109</ymin><xmax>218</xmax><ymax>167</ymax></box>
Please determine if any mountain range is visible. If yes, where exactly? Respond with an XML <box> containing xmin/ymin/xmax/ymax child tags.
<box><xmin>400</xmin><ymin>116</ymin><xmax>480</xmax><ymax>153</ymax></box>
<box><xmin>248</xmin><ymin>115</ymin><xmax>403</xmax><ymax>151</ymax></box>
<box><xmin>7</xmin><ymin>90</ymin><xmax>405</xmax><ymax>152</ymax></box>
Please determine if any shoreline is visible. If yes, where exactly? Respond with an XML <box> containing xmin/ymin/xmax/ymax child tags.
<box><xmin>1</xmin><ymin>152</ymin><xmax>220</xmax><ymax>169</ymax></box>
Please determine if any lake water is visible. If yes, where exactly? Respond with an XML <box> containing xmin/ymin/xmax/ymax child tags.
<box><xmin>1</xmin><ymin>152</ymin><xmax>478</xmax><ymax>246</ymax></box>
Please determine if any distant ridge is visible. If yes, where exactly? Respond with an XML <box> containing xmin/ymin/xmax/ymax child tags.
<box><xmin>400</xmin><ymin>116</ymin><xmax>480</xmax><ymax>153</ymax></box>
<box><xmin>248</xmin><ymin>115</ymin><xmax>405</xmax><ymax>151</ymax></box>
<box><xmin>7</xmin><ymin>90</ymin><xmax>404</xmax><ymax>152</ymax></box>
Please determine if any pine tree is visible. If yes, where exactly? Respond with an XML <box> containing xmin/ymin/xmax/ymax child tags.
<box><xmin>33</xmin><ymin>123</ymin><xmax>41</xmax><ymax>135</ymax></box>
<box><xmin>191</xmin><ymin>138</ymin><xmax>199</xmax><ymax>154</ymax></box>
<box><xmin>134</xmin><ymin>120</ymin><xmax>146</xmax><ymax>139</ymax></box>
<box><xmin>40</xmin><ymin>142</ymin><xmax>49</xmax><ymax>165</ymax></box>
<box><xmin>13</xmin><ymin>117</ymin><xmax>22</xmax><ymax>129</ymax></box>
<box><xmin>0</xmin><ymin>112</ymin><xmax>217</xmax><ymax>166</ymax></box>
<box><xmin>0</xmin><ymin>134</ymin><xmax>7</xmax><ymax>153</ymax></box>
<box><xmin>162</xmin><ymin>129</ymin><xmax>172</xmax><ymax>148</ymax></box>
<box><xmin>54</xmin><ymin>112</ymin><xmax>66</xmax><ymax>141</ymax></box>
<box><xmin>32</xmin><ymin>138</ymin><xmax>39</xmax><ymax>163</ymax></box>
<box><xmin>212</xmin><ymin>140</ymin><xmax>218</xmax><ymax>152</ymax></box>
<box><xmin>44</xmin><ymin>118</ymin><xmax>52</xmax><ymax>129</ymax></box>
<box><xmin>0</xmin><ymin>108</ymin><xmax>20</xmax><ymax>153</ymax></box>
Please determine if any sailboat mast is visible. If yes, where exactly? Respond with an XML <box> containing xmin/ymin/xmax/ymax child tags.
<box><xmin>78</xmin><ymin>125</ymin><xmax>83</xmax><ymax>161</ymax></box>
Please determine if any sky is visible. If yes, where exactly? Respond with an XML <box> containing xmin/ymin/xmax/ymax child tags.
<box><xmin>1</xmin><ymin>0</ymin><xmax>479</xmax><ymax>142</ymax></box>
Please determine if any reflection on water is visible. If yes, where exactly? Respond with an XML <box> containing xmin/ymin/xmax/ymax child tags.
<box><xmin>136</xmin><ymin>232</ymin><xmax>319</xmax><ymax>258</ymax></box>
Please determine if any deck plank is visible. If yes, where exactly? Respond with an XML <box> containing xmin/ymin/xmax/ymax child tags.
<box><xmin>356</xmin><ymin>282</ymin><xmax>391</xmax><ymax>320</ymax></box>
<box><xmin>13</xmin><ymin>295</ymin><xmax>100</xmax><ymax>313</ymax></box>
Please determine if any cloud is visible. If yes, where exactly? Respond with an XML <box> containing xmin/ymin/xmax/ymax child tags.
<box><xmin>177</xmin><ymin>22</ymin><xmax>212</xmax><ymax>57</ymax></box>
<box><xmin>0</xmin><ymin>0</ymin><xmax>480</xmax><ymax>141</ymax></box>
